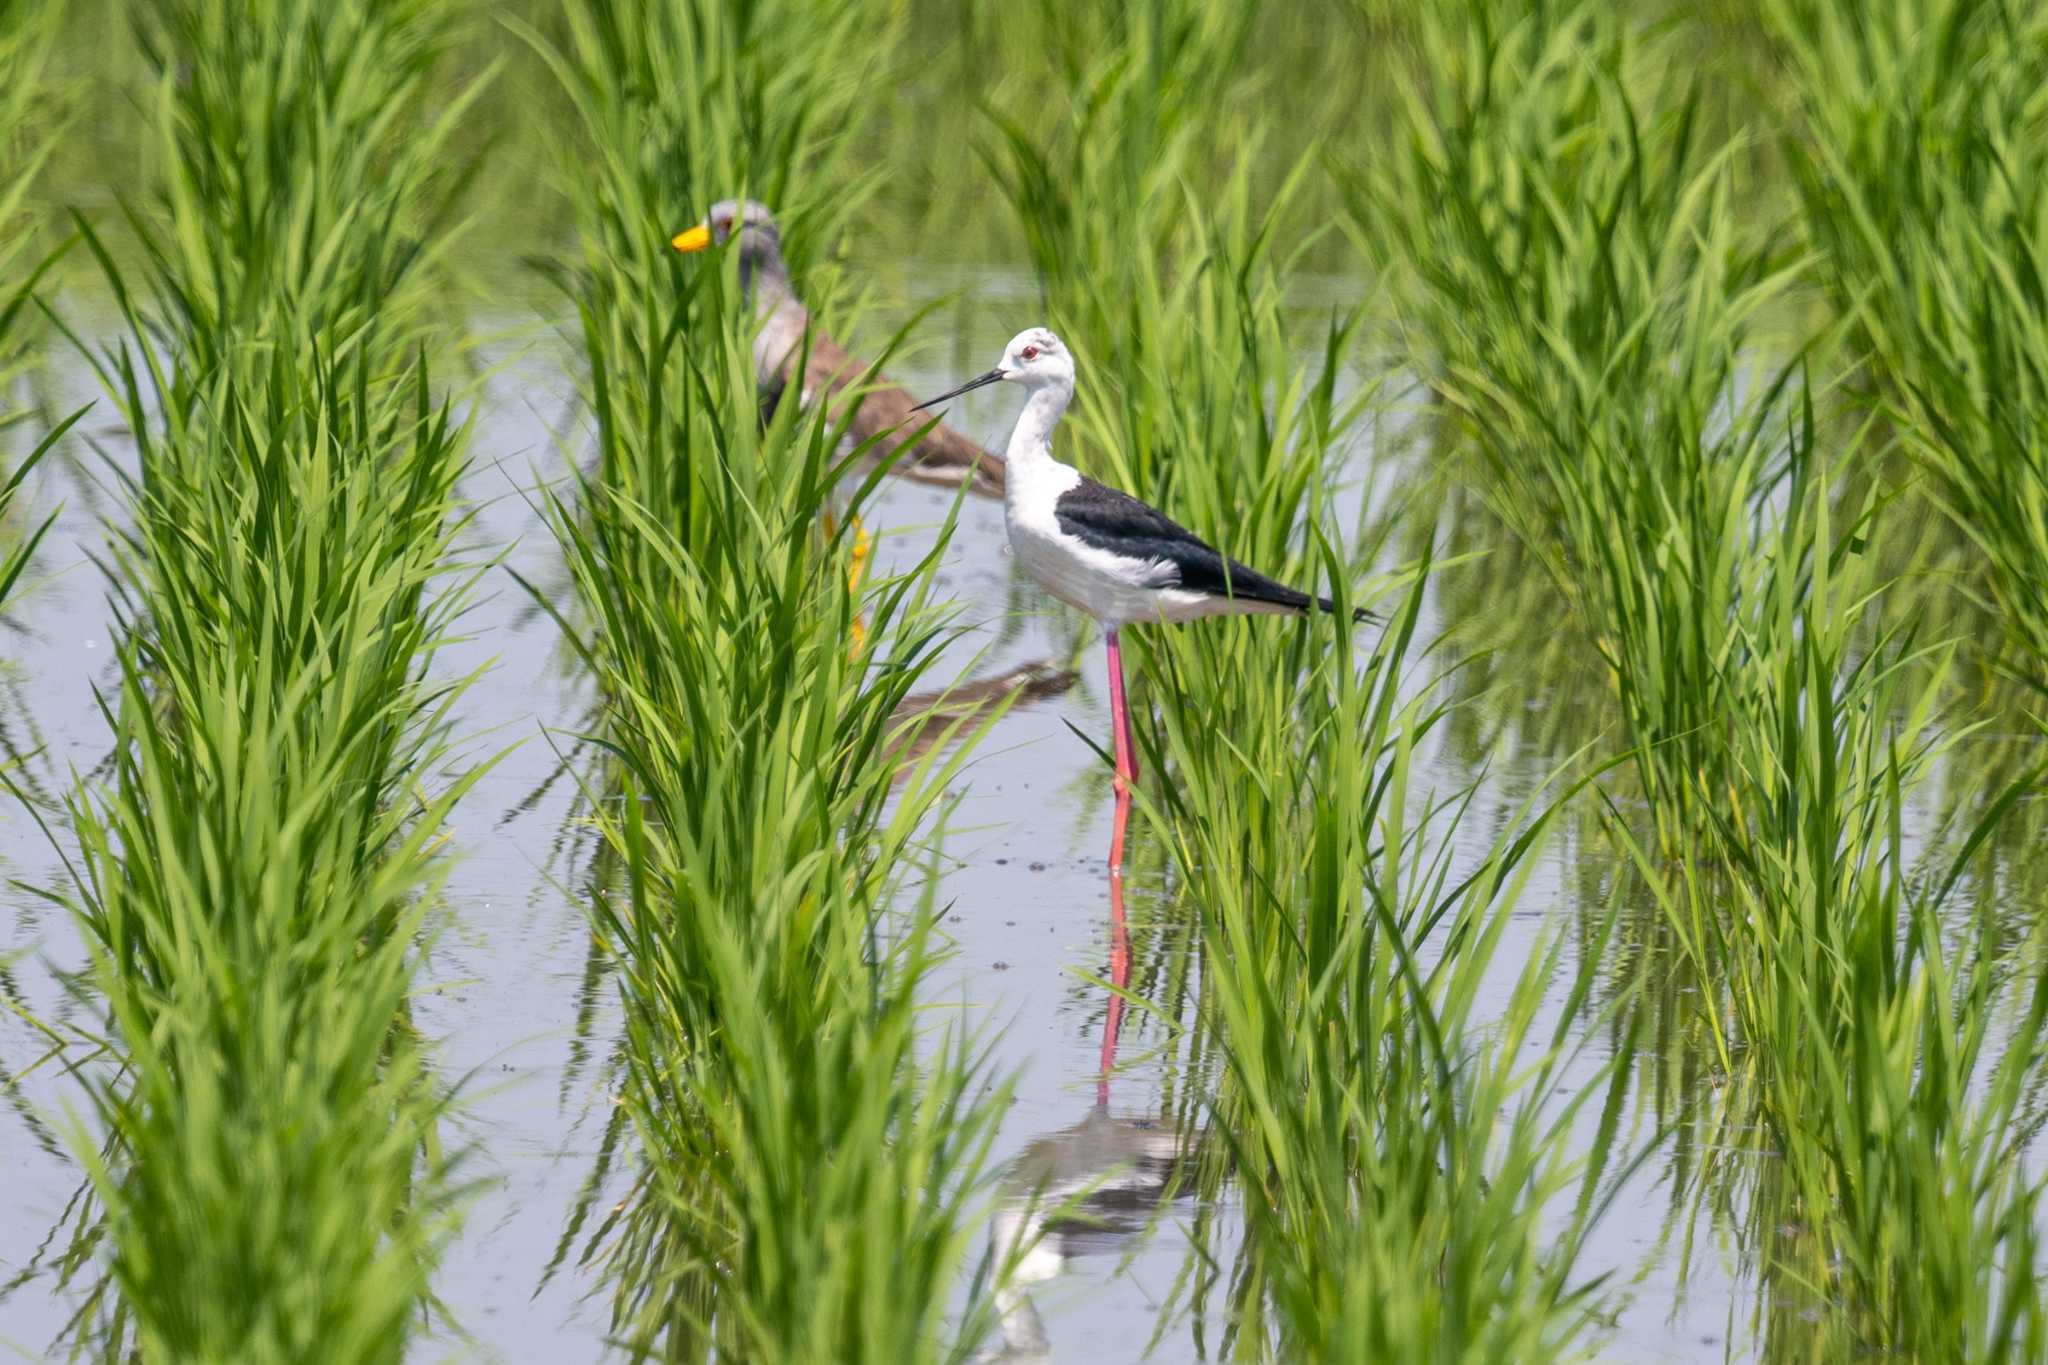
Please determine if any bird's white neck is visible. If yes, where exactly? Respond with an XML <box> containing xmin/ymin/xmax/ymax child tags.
<box><xmin>1005</xmin><ymin>381</ymin><xmax>1073</xmax><ymax>475</ymax></box>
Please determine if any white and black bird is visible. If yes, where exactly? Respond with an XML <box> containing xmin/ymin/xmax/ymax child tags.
<box><xmin>673</xmin><ymin>200</ymin><xmax>1004</xmax><ymax>497</ymax></box>
<box><xmin>914</xmin><ymin>327</ymin><xmax>1368</xmax><ymax>794</ymax></box>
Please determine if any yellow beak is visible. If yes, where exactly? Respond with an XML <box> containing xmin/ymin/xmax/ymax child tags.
<box><xmin>670</xmin><ymin>224</ymin><xmax>713</xmax><ymax>253</ymax></box>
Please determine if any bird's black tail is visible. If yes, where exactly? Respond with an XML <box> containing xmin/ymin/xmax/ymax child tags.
<box><xmin>1312</xmin><ymin>595</ymin><xmax>1376</xmax><ymax>624</ymax></box>
<box><xmin>1227</xmin><ymin>577</ymin><xmax>1375</xmax><ymax>624</ymax></box>
<box><xmin>1206</xmin><ymin>557</ymin><xmax>1374</xmax><ymax>623</ymax></box>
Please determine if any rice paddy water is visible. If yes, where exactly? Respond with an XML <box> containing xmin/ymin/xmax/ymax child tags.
<box><xmin>2</xmin><ymin>1</ymin><xmax>2046</xmax><ymax>1362</ymax></box>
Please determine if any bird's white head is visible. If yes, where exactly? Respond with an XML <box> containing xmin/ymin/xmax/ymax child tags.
<box><xmin>913</xmin><ymin>325</ymin><xmax>1074</xmax><ymax>413</ymax></box>
<box><xmin>996</xmin><ymin>327</ymin><xmax>1073</xmax><ymax>391</ymax></box>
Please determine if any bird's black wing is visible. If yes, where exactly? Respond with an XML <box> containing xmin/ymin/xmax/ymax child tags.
<box><xmin>1052</xmin><ymin>476</ymin><xmax>1324</xmax><ymax>613</ymax></box>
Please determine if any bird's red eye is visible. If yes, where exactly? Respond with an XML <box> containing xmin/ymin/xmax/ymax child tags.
<box><xmin>1022</xmin><ymin>346</ymin><xmax>1039</xmax><ymax>360</ymax></box>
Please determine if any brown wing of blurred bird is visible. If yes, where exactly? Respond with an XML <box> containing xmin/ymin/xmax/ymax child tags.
<box><xmin>771</xmin><ymin>328</ymin><xmax>1005</xmax><ymax>497</ymax></box>
<box><xmin>674</xmin><ymin>199</ymin><xmax>1005</xmax><ymax>499</ymax></box>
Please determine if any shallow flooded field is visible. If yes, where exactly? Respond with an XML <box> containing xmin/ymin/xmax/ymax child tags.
<box><xmin>0</xmin><ymin>313</ymin><xmax>1732</xmax><ymax>1362</ymax></box>
<box><xmin>5</xmin><ymin>2</ymin><xmax>2048</xmax><ymax>1363</ymax></box>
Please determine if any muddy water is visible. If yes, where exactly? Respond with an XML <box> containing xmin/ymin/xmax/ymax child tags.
<box><xmin>1</xmin><ymin>292</ymin><xmax>1777</xmax><ymax>1364</ymax></box>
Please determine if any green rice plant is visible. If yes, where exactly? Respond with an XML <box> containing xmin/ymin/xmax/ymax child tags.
<box><xmin>977</xmin><ymin>0</ymin><xmax>1272</xmax><ymax>500</ymax></box>
<box><xmin>0</xmin><ymin>0</ymin><xmax>77</xmax><ymax>613</ymax></box>
<box><xmin>1769</xmin><ymin>0</ymin><xmax>2048</xmax><ymax>686</ymax></box>
<box><xmin>22</xmin><ymin>0</ymin><xmax>494</xmax><ymax>1354</ymax></box>
<box><xmin>47</xmin><ymin>342</ymin><xmax>483</xmax><ymax>1365</ymax></box>
<box><xmin>541</xmin><ymin>455</ymin><xmax>1016</xmax><ymax>1360</ymax></box>
<box><xmin>976</xmin><ymin>0</ymin><xmax>1257</xmax><ymax>286</ymax></box>
<box><xmin>519</xmin><ymin>0</ymin><xmax>900</xmax><ymax>531</ymax></box>
<box><xmin>526</xmin><ymin>5</ymin><xmax>1019</xmax><ymax>1356</ymax></box>
<box><xmin>987</xmin><ymin>36</ymin><xmax>1634</xmax><ymax>1342</ymax></box>
<box><xmin>0</xmin><ymin>422</ymin><xmax>63</xmax><ymax>612</ymax></box>
<box><xmin>985</xmin><ymin>31</ymin><xmax>1386</xmax><ymax>815</ymax></box>
<box><xmin>511</xmin><ymin>0</ymin><xmax>913</xmax><ymax>725</ymax></box>
<box><xmin>1619</xmin><ymin>478</ymin><xmax>2048</xmax><ymax>1357</ymax></box>
<box><xmin>1150</xmin><ymin>565</ymin><xmax>1639</xmax><ymax>1362</ymax></box>
<box><xmin>120</xmin><ymin>0</ymin><xmax>486</xmax><ymax>366</ymax></box>
<box><xmin>1358</xmin><ymin>0</ymin><xmax>1804</xmax><ymax>854</ymax></box>
<box><xmin>859</xmin><ymin>0</ymin><xmax>1388</xmax><ymax>266</ymax></box>
<box><xmin>531</xmin><ymin>259</ymin><xmax>1019</xmax><ymax>1365</ymax></box>
<box><xmin>81</xmin><ymin>0</ymin><xmax>486</xmax><ymax>645</ymax></box>
<box><xmin>1054</xmin><ymin>159</ymin><xmax>1372</xmax><ymax>596</ymax></box>
<box><xmin>1</xmin><ymin>0</ymin><xmax>70</xmax><ymax>388</ymax></box>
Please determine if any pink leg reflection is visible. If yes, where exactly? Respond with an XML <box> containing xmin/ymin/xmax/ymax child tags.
<box><xmin>1097</xmin><ymin>786</ymin><xmax>1133</xmax><ymax>1107</ymax></box>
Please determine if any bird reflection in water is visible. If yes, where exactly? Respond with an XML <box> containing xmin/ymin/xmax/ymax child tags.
<box><xmin>884</xmin><ymin>659</ymin><xmax>1076</xmax><ymax>777</ymax></box>
<box><xmin>983</xmin><ymin>786</ymin><xmax>1187</xmax><ymax>1361</ymax></box>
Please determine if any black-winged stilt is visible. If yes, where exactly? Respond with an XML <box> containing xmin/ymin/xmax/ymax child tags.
<box><xmin>673</xmin><ymin>200</ymin><xmax>1005</xmax><ymax>498</ymax></box>
<box><xmin>914</xmin><ymin>327</ymin><xmax>1367</xmax><ymax>801</ymax></box>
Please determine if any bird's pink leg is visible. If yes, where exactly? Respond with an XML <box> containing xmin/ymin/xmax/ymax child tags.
<box><xmin>1104</xmin><ymin>627</ymin><xmax>1140</xmax><ymax>795</ymax></box>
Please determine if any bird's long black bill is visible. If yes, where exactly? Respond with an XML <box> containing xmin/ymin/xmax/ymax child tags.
<box><xmin>911</xmin><ymin>369</ymin><xmax>1005</xmax><ymax>411</ymax></box>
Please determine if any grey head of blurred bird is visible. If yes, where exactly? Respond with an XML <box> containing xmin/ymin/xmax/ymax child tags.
<box><xmin>670</xmin><ymin>197</ymin><xmax>789</xmax><ymax>299</ymax></box>
<box><xmin>671</xmin><ymin>199</ymin><xmax>1004</xmax><ymax>498</ymax></box>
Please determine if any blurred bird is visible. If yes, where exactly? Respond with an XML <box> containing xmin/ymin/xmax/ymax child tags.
<box><xmin>915</xmin><ymin>327</ymin><xmax>1369</xmax><ymax>797</ymax></box>
<box><xmin>884</xmin><ymin>659</ymin><xmax>1077</xmax><ymax>773</ymax></box>
<box><xmin>672</xmin><ymin>199</ymin><xmax>1004</xmax><ymax>498</ymax></box>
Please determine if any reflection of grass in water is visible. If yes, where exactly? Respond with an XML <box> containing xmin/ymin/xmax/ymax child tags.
<box><xmin>18</xmin><ymin>0</ymin><xmax>491</xmax><ymax>1357</ymax></box>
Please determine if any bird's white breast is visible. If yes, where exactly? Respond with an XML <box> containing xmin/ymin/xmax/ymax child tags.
<box><xmin>1004</xmin><ymin>457</ymin><xmax>1218</xmax><ymax>627</ymax></box>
